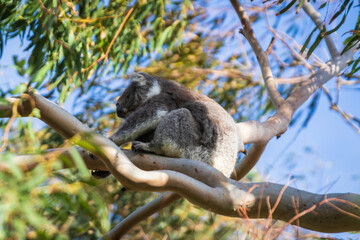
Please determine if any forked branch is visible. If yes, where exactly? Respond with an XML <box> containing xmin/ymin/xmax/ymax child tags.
<box><xmin>1</xmin><ymin>91</ymin><xmax>360</xmax><ymax>235</ymax></box>
<box><xmin>232</xmin><ymin>0</ymin><xmax>356</xmax><ymax>181</ymax></box>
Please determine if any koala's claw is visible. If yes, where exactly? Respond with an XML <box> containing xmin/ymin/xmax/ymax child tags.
<box><xmin>132</xmin><ymin>141</ymin><xmax>153</xmax><ymax>153</ymax></box>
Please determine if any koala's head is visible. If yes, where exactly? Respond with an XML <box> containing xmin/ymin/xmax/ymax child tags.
<box><xmin>116</xmin><ymin>72</ymin><xmax>161</xmax><ymax>118</ymax></box>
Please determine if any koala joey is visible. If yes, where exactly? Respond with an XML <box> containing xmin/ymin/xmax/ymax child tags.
<box><xmin>96</xmin><ymin>72</ymin><xmax>243</xmax><ymax>178</ymax></box>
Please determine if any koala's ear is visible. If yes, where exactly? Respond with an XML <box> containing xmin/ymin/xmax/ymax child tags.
<box><xmin>129</xmin><ymin>72</ymin><xmax>147</xmax><ymax>86</ymax></box>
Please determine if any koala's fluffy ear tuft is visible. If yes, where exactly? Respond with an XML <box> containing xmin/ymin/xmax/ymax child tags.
<box><xmin>129</xmin><ymin>72</ymin><xmax>147</xmax><ymax>86</ymax></box>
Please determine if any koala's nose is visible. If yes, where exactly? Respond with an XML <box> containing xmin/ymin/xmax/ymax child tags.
<box><xmin>116</xmin><ymin>107</ymin><xmax>127</xmax><ymax>118</ymax></box>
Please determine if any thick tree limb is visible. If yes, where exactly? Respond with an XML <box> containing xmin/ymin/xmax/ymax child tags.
<box><xmin>2</xmin><ymin>93</ymin><xmax>360</xmax><ymax>233</ymax></box>
<box><xmin>9</xmin><ymin>152</ymin><xmax>360</xmax><ymax>234</ymax></box>
<box><xmin>6</xmin><ymin>147</ymin><xmax>226</xmax><ymax>188</ymax></box>
<box><xmin>1</xmin><ymin>92</ymin><xmax>90</xmax><ymax>138</ymax></box>
<box><xmin>232</xmin><ymin>181</ymin><xmax>360</xmax><ymax>233</ymax></box>
<box><xmin>104</xmin><ymin>183</ymin><xmax>360</xmax><ymax>238</ymax></box>
<box><xmin>7</xmin><ymin>148</ymin><xmax>360</xmax><ymax>234</ymax></box>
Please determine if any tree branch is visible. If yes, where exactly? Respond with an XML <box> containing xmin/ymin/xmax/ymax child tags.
<box><xmin>230</xmin><ymin>143</ymin><xmax>266</xmax><ymax>181</ymax></box>
<box><xmin>2</xmin><ymin>92</ymin><xmax>360</xmax><ymax>233</ymax></box>
<box><xmin>6</xmin><ymin>147</ymin><xmax>226</xmax><ymax>188</ymax></box>
<box><xmin>229</xmin><ymin>0</ymin><xmax>356</xmax><ymax>183</ymax></box>
<box><xmin>235</xmin><ymin>181</ymin><xmax>360</xmax><ymax>233</ymax></box>
<box><xmin>6</xmin><ymin>148</ymin><xmax>360</xmax><ymax>234</ymax></box>
<box><xmin>236</xmin><ymin>46</ymin><xmax>355</xmax><ymax>145</ymax></box>
<box><xmin>229</xmin><ymin>0</ymin><xmax>284</xmax><ymax>110</ymax></box>
<box><xmin>233</xmin><ymin>49</ymin><xmax>355</xmax><ymax>178</ymax></box>
<box><xmin>302</xmin><ymin>1</ymin><xmax>339</xmax><ymax>58</ymax></box>
<box><xmin>101</xmin><ymin>192</ymin><xmax>181</xmax><ymax>239</ymax></box>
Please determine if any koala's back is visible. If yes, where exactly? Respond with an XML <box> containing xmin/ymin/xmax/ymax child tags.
<box><xmin>150</xmin><ymin>79</ymin><xmax>239</xmax><ymax>176</ymax></box>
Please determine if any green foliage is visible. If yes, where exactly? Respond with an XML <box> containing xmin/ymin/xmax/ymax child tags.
<box><xmin>344</xmin><ymin>4</ymin><xmax>360</xmax><ymax>76</ymax></box>
<box><xmin>0</xmin><ymin>0</ymin><xmax>190</xmax><ymax>103</ymax></box>
<box><xmin>276</xmin><ymin>0</ymin><xmax>359</xmax><ymax>67</ymax></box>
<box><xmin>0</xmin><ymin>155</ymin><xmax>109</xmax><ymax>239</ymax></box>
<box><xmin>300</xmin><ymin>0</ymin><xmax>354</xmax><ymax>59</ymax></box>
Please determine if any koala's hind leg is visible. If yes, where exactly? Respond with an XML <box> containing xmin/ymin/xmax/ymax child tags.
<box><xmin>147</xmin><ymin>108</ymin><xmax>202</xmax><ymax>159</ymax></box>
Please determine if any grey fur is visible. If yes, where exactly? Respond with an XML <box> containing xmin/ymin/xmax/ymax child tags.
<box><xmin>110</xmin><ymin>72</ymin><xmax>240</xmax><ymax>177</ymax></box>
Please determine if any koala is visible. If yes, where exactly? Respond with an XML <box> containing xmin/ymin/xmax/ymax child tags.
<box><xmin>97</xmin><ymin>72</ymin><xmax>243</xmax><ymax>178</ymax></box>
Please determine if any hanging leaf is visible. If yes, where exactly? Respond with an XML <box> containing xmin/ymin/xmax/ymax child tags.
<box><xmin>276</xmin><ymin>0</ymin><xmax>296</xmax><ymax>16</ymax></box>
<box><xmin>300</xmin><ymin>26</ymin><xmax>317</xmax><ymax>54</ymax></box>
<box><xmin>329</xmin><ymin>0</ymin><xmax>350</xmax><ymax>24</ymax></box>
<box><xmin>306</xmin><ymin>31</ymin><xmax>324</xmax><ymax>59</ymax></box>
<box><xmin>318</xmin><ymin>2</ymin><xmax>327</xmax><ymax>10</ymax></box>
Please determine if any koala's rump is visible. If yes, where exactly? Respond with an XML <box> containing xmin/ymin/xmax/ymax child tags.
<box><xmin>151</xmin><ymin>101</ymin><xmax>238</xmax><ymax>177</ymax></box>
<box><xmin>182</xmin><ymin>101</ymin><xmax>237</xmax><ymax>146</ymax></box>
<box><xmin>185</xmin><ymin>100</ymin><xmax>238</xmax><ymax>176</ymax></box>
<box><xmin>150</xmin><ymin>108</ymin><xmax>201</xmax><ymax>158</ymax></box>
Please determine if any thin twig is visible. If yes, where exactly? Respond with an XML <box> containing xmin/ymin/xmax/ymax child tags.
<box><xmin>0</xmin><ymin>99</ymin><xmax>19</xmax><ymax>152</ymax></box>
<box><xmin>69</xmin><ymin>14</ymin><xmax>124</xmax><ymax>24</ymax></box>
<box><xmin>36</xmin><ymin>0</ymin><xmax>53</xmax><ymax>15</ymax></box>
<box><xmin>291</xmin><ymin>196</ymin><xmax>300</xmax><ymax>227</ymax></box>
<box><xmin>321</xmin><ymin>86</ymin><xmax>360</xmax><ymax>133</ymax></box>
<box><xmin>83</xmin><ymin>4</ymin><xmax>136</xmax><ymax>72</ymax></box>
<box><xmin>266</xmin><ymin>179</ymin><xmax>293</xmax><ymax>228</ymax></box>
<box><xmin>265</xmin><ymin>37</ymin><xmax>275</xmax><ymax>55</ymax></box>
<box><xmin>229</xmin><ymin>0</ymin><xmax>284</xmax><ymax>110</ymax></box>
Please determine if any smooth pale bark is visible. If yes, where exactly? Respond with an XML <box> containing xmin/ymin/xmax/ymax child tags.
<box><xmin>6</xmin><ymin>147</ymin><xmax>226</xmax><ymax>188</ymax></box>
<box><xmin>232</xmin><ymin>181</ymin><xmax>360</xmax><ymax>233</ymax></box>
<box><xmin>8</xmin><ymin>146</ymin><xmax>360</xmax><ymax>234</ymax></box>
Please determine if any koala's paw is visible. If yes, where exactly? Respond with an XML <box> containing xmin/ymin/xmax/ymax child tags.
<box><xmin>131</xmin><ymin>141</ymin><xmax>153</xmax><ymax>153</ymax></box>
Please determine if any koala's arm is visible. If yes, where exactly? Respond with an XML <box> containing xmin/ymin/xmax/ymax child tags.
<box><xmin>110</xmin><ymin>103</ymin><xmax>169</xmax><ymax>146</ymax></box>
